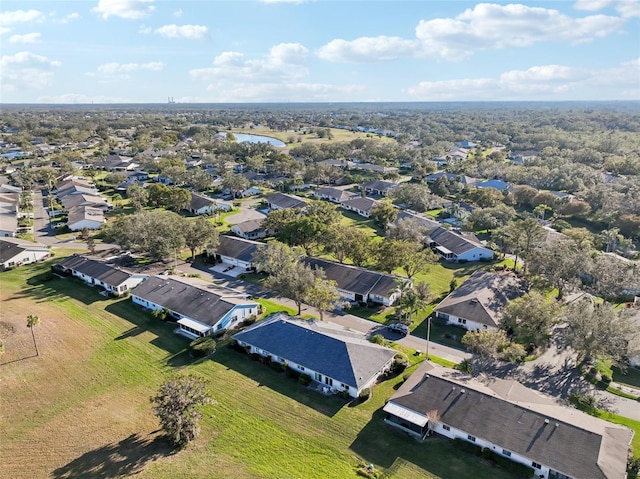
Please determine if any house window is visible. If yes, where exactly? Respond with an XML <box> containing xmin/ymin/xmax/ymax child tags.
<box><xmin>442</xmin><ymin>425</ymin><xmax>450</xmax><ymax>431</ymax></box>
<box><xmin>502</xmin><ymin>450</ymin><xmax>511</xmax><ymax>457</ymax></box>
<box><xmin>482</xmin><ymin>325</ymin><xmax>488</xmax><ymax>330</ymax></box>
<box><xmin>458</xmin><ymin>318</ymin><xmax>467</xmax><ymax>325</ymax></box>
<box><xmin>299</xmin><ymin>366</ymin><xmax>305</xmax><ymax>371</ymax></box>
<box><xmin>341</xmin><ymin>383</ymin><xmax>349</xmax><ymax>389</ymax></box>
<box><xmin>467</xmin><ymin>435</ymin><xmax>476</xmax><ymax>442</ymax></box>
<box><xmin>532</xmin><ymin>462</ymin><xmax>542</xmax><ymax>469</ymax></box>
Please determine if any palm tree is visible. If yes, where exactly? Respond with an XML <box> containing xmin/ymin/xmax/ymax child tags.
<box><xmin>27</xmin><ymin>314</ymin><xmax>41</xmax><ymax>356</ymax></box>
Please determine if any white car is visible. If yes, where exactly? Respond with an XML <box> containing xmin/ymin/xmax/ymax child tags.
<box><xmin>387</xmin><ymin>323</ymin><xmax>410</xmax><ymax>335</ymax></box>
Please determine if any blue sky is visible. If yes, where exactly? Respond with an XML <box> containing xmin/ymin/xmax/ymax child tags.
<box><xmin>1</xmin><ymin>0</ymin><xmax>639</xmax><ymax>103</ymax></box>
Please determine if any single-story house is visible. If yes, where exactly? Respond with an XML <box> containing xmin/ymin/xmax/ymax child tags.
<box><xmin>0</xmin><ymin>213</ymin><xmax>18</xmax><ymax>237</ymax></box>
<box><xmin>475</xmin><ymin>179</ymin><xmax>512</xmax><ymax>192</ymax></box>
<box><xmin>390</xmin><ymin>210</ymin><xmax>440</xmax><ymax>235</ymax></box>
<box><xmin>361</xmin><ymin>180</ymin><xmax>399</xmax><ymax>196</ymax></box>
<box><xmin>426</xmin><ymin>227</ymin><xmax>494</xmax><ymax>262</ymax></box>
<box><xmin>61</xmin><ymin>194</ymin><xmax>110</xmax><ymax>211</ymax></box>
<box><xmin>56</xmin><ymin>184</ymin><xmax>100</xmax><ymax>200</ymax></box>
<box><xmin>340</xmin><ymin>197</ymin><xmax>379</xmax><ymax>218</ymax></box>
<box><xmin>231</xmin><ymin>218</ymin><xmax>269</xmax><ymax>240</ymax></box>
<box><xmin>314</xmin><ymin>187</ymin><xmax>357</xmax><ymax>204</ymax></box>
<box><xmin>93</xmin><ymin>154</ymin><xmax>139</xmax><ymax>171</ymax></box>
<box><xmin>384</xmin><ymin>362</ymin><xmax>632</xmax><ymax>479</ymax></box>
<box><xmin>424</xmin><ymin>173</ymin><xmax>478</xmax><ymax>186</ymax></box>
<box><xmin>0</xmin><ymin>237</ymin><xmax>50</xmax><ymax>270</ymax></box>
<box><xmin>54</xmin><ymin>255</ymin><xmax>146</xmax><ymax>295</ymax></box>
<box><xmin>508</xmin><ymin>150</ymin><xmax>538</xmax><ymax>164</ymax></box>
<box><xmin>455</xmin><ymin>140</ymin><xmax>477</xmax><ymax>149</ymax></box>
<box><xmin>131</xmin><ymin>275</ymin><xmax>258</xmax><ymax>337</ymax></box>
<box><xmin>67</xmin><ymin>206</ymin><xmax>105</xmax><ymax>231</ymax></box>
<box><xmin>233</xmin><ymin>313</ymin><xmax>396</xmax><ymax>398</ymax></box>
<box><xmin>264</xmin><ymin>192</ymin><xmax>307</xmax><ymax>210</ymax></box>
<box><xmin>187</xmin><ymin>192</ymin><xmax>217</xmax><ymax>215</ymax></box>
<box><xmin>302</xmin><ymin>256</ymin><xmax>408</xmax><ymax>306</ymax></box>
<box><xmin>433</xmin><ymin>270</ymin><xmax>526</xmax><ymax>331</ymax></box>
<box><xmin>215</xmin><ymin>235</ymin><xmax>260</xmax><ymax>270</ymax></box>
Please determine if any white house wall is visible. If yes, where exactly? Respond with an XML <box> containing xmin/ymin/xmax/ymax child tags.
<box><xmin>68</xmin><ymin>219</ymin><xmax>103</xmax><ymax>231</ymax></box>
<box><xmin>436</xmin><ymin>311</ymin><xmax>496</xmax><ymax>332</ymax></box>
<box><xmin>432</xmin><ymin>422</ymin><xmax>551</xmax><ymax>479</ymax></box>
<box><xmin>1</xmin><ymin>249</ymin><xmax>50</xmax><ymax>269</ymax></box>
<box><xmin>455</xmin><ymin>247</ymin><xmax>494</xmax><ymax>262</ymax></box>
<box><xmin>236</xmin><ymin>341</ymin><xmax>361</xmax><ymax>398</ymax></box>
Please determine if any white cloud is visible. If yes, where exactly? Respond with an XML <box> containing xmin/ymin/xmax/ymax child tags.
<box><xmin>0</xmin><ymin>9</ymin><xmax>44</xmax><ymax>25</ymax></box>
<box><xmin>173</xmin><ymin>9</ymin><xmax>183</xmax><ymax>17</ymax></box>
<box><xmin>407</xmin><ymin>58</ymin><xmax>640</xmax><ymax>100</ymax></box>
<box><xmin>574</xmin><ymin>0</ymin><xmax>640</xmax><ymax>18</ymax></box>
<box><xmin>317</xmin><ymin>3</ymin><xmax>626</xmax><ymax>62</ymax></box>
<box><xmin>60</xmin><ymin>13</ymin><xmax>81</xmax><ymax>24</ymax></box>
<box><xmin>190</xmin><ymin>43</ymin><xmax>309</xmax><ymax>82</ymax></box>
<box><xmin>8</xmin><ymin>32</ymin><xmax>41</xmax><ymax>44</ymax></box>
<box><xmin>197</xmin><ymin>82</ymin><xmax>363</xmax><ymax>102</ymax></box>
<box><xmin>92</xmin><ymin>0</ymin><xmax>155</xmax><ymax>20</ymax></box>
<box><xmin>316</xmin><ymin>36</ymin><xmax>417</xmax><ymax>62</ymax></box>
<box><xmin>154</xmin><ymin>24</ymin><xmax>208</xmax><ymax>40</ymax></box>
<box><xmin>37</xmin><ymin>93</ymin><xmax>132</xmax><ymax>103</ymax></box>
<box><xmin>0</xmin><ymin>51</ymin><xmax>61</xmax><ymax>91</ymax></box>
<box><xmin>0</xmin><ymin>27</ymin><xmax>12</xmax><ymax>35</ymax></box>
<box><xmin>138</xmin><ymin>25</ymin><xmax>152</xmax><ymax>34</ymax></box>
<box><xmin>95</xmin><ymin>61</ymin><xmax>164</xmax><ymax>74</ymax></box>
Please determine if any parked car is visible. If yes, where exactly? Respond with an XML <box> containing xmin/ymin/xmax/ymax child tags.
<box><xmin>387</xmin><ymin>323</ymin><xmax>410</xmax><ymax>336</ymax></box>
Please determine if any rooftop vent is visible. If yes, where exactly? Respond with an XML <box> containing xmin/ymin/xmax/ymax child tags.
<box><xmin>544</xmin><ymin>419</ymin><xmax>549</xmax><ymax>424</ymax></box>
<box><xmin>460</xmin><ymin>389</ymin><xmax>466</xmax><ymax>394</ymax></box>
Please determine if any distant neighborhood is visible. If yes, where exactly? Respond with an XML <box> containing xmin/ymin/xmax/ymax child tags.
<box><xmin>1</xmin><ymin>105</ymin><xmax>639</xmax><ymax>479</ymax></box>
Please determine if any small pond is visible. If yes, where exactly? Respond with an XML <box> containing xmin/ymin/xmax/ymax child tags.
<box><xmin>233</xmin><ymin>133</ymin><xmax>286</xmax><ymax>147</ymax></box>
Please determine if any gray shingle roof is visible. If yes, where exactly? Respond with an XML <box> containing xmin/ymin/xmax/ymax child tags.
<box><xmin>233</xmin><ymin>314</ymin><xmax>396</xmax><ymax>389</ymax></box>
<box><xmin>131</xmin><ymin>276</ymin><xmax>256</xmax><ymax>327</ymax></box>
<box><xmin>302</xmin><ymin>257</ymin><xmax>405</xmax><ymax>300</ymax></box>
<box><xmin>362</xmin><ymin>180</ymin><xmax>399</xmax><ymax>193</ymax></box>
<box><xmin>189</xmin><ymin>192</ymin><xmax>214</xmax><ymax>211</ymax></box>
<box><xmin>56</xmin><ymin>255</ymin><xmax>133</xmax><ymax>287</ymax></box>
<box><xmin>340</xmin><ymin>197</ymin><xmax>378</xmax><ymax>213</ymax></box>
<box><xmin>433</xmin><ymin>270</ymin><xmax>526</xmax><ymax>327</ymax></box>
<box><xmin>265</xmin><ymin>192</ymin><xmax>307</xmax><ymax>209</ymax></box>
<box><xmin>217</xmin><ymin>235</ymin><xmax>260</xmax><ymax>263</ymax></box>
<box><xmin>0</xmin><ymin>238</ymin><xmax>49</xmax><ymax>263</ymax></box>
<box><xmin>428</xmin><ymin>227</ymin><xmax>486</xmax><ymax>255</ymax></box>
<box><xmin>388</xmin><ymin>363</ymin><xmax>631</xmax><ymax>479</ymax></box>
<box><xmin>232</xmin><ymin>218</ymin><xmax>264</xmax><ymax>235</ymax></box>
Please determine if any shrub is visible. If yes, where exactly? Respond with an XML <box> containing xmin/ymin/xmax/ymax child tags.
<box><xmin>152</xmin><ymin>308</ymin><xmax>171</xmax><ymax>321</ymax></box>
<box><xmin>298</xmin><ymin>373</ymin><xmax>312</xmax><ymax>385</ymax></box>
<box><xmin>358</xmin><ymin>388</ymin><xmax>371</xmax><ymax>401</ymax></box>
<box><xmin>569</xmin><ymin>391</ymin><xmax>598</xmax><ymax>414</ymax></box>
<box><xmin>285</xmin><ymin>366</ymin><xmax>300</xmax><ymax>380</ymax></box>
<box><xmin>269</xmin><ymin>359</ymin><xmax>284</xmax><ymax>372</ymax></box>
<box><xmin>214</xmin><ymin>329</ymin><xmax>227</xmax><ymax>339</ymax></box>
<box><xmin>456</xmin><ymin>359</ymin><xmax>473</xmax><ymax>374</ymax></box>
<box><xmin>601</xmin><ymin>373</ymin><xmax>612</xmax><ymax>383</ymax></box>
<box><xmin>242</xmin><ymin>315</ymin><xmax>257</xmax><ymax>326</ymax></box>
<box><xmin>392</xmin><ymin>355</ymin><xmax>409</xmax><ymax>373</ymax></box>
<box><xmin>189</xmin><ymin>337</ymin><xmax>216</xmax><ymax>358</ymax></box>
<box><xmin>453</xmin><ymin>438</ymin><xmax>482</xmax><ymax>455</ymax></box>
<box><xmin>370</xmin><ymin>334</ymin><xmax>386</xmax><ymax>345</ymax></box>
<box><xmin>249</xmin><ymin>353</ymin><xmax>261</xmax><ymax>361</ymax></box>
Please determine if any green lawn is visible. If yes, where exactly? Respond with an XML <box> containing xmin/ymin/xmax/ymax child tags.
<box><xmin>1</xmin><ymin>261</ymin><xmax>522</xmax><ymax>479</ymax></box>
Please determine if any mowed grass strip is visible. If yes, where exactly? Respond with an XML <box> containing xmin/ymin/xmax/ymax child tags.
<box><xmin>1</xmin><ymin>261</ymin><xmax>521</xmax><ymax>479</ymax></box>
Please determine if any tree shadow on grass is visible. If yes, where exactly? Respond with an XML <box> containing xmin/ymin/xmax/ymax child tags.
<box><xmin>213</xmin><ymin>346</ymin><xmax>346</xmax><ymax>418</ymax></box>
<box><xmin>52</xmin><ymin>433</ymin><xmax>178</xmax><ymax>479</ymax></box>
<box><xmin>350</xmin><ymin>410</ymin><xmax>514</xmax><ymax>479</ymax></box>
<box><xmin>13</xmin><ymin>271</ymin><xmax>106</xmax><ymax>305</ymax></box>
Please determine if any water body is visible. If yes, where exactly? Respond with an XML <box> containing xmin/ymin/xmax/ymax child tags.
<box><xmin>233</xmin><ymin>133</ymin><xmax>286</xmax><ymax>147</ymax></box>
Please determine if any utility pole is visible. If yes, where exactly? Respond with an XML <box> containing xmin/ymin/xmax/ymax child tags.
<box><xmin>426</xmin><ymin>316</ymin><xmax>431</xmax><ymax>361</ymax></box>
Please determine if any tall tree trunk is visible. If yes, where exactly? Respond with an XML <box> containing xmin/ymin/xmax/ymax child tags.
<box><xmin>31</xmin><ymin>328</ymin><xmax>39</xmax><ymax>356</ymax></box>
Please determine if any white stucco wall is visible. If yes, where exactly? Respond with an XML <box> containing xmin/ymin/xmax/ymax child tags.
<box><xmin>1</xmin><ymin>249</ymin><xmax>50</xmax><ymax>269</ymax></box>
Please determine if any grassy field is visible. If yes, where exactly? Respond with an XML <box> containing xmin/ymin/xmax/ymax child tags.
<box><xmin>0</xmin><ymin>260</ymin><xmax>523</xmax><ymax>479</ymax></box>
<box><xmin>230</xmin><ymin>127</ymin><xmax>395</xmax><ymax>148</ymax></box>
